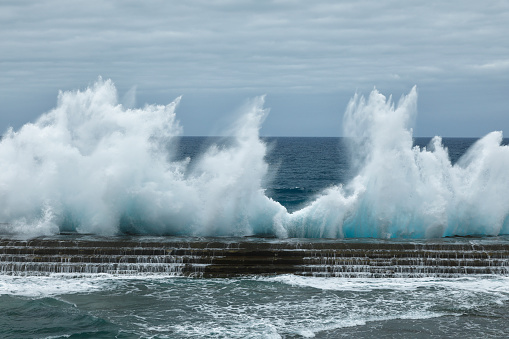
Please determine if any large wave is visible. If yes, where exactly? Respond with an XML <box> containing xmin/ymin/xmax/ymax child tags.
<box><xmin>1</xmin><ymin>79</ymin><xmax>508</xmax><ymax>238</ymax></box>
<box><xmin>285</xmin><ymin>87</ymin><xmax>509</xmax><ymax>238</ymax></box>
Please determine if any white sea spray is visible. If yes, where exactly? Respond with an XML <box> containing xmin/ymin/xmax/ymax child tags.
<box><xmin>1</xmin><ymin>79</ymin><xmax>509</xmax><ymax>238</ymax></box>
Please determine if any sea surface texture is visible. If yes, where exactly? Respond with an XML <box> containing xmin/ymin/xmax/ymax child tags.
<box><xmin>1</xmin><ymin>81</ymin><xmax>509</xmax><ymax>337</ymax></box>
<box><xmin>3</xmin><ymin>273</ymin><xmax>509</xmax><ymax>338</ymax></box>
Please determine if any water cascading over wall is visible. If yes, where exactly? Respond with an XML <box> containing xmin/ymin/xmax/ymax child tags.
<box><xmin>2</xmin><ymin>236</ymin><xmax>509</xmax><ymax>278</ymax></box>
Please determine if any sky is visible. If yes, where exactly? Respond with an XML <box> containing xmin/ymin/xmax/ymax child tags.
<box><xmin>1</xmin><ymin>0</ymin><xmax>508</xmax><ymax>137</ymax></box>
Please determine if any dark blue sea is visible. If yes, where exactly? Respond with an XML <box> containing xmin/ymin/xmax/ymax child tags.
<box><xmin>2</xmin><ymin>137</ymin><xmax>509</xmax><ymax>338</ymax></box>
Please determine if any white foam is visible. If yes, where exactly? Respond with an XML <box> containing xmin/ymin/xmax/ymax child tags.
<box><xmin>0</xmin><ymin>275</ymin><xmax>113</xmax><ymax>297</ymax></box>
<box><xmin>264</xmin><ymin>274</ymin><xmax>509</xmax><ymax>297</ymax></box>
<box><xmin>0</xmin><ymin>273</ymin><xmax>185</xmax><ymax>298</ymax></box>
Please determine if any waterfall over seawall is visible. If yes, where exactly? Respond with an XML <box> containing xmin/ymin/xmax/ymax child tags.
<box><xmin>2</xmin><ymin>236</ymin><xmax>509</xmax><ymax>278</ymax></box>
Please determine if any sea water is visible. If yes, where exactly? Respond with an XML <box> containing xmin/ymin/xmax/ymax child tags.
<box><xmin>1</xmin><ymin>80</ymin><xmax>509</xmax><ymax>337</ymax></box>
<box><xmin>2</xmin><ymin>274</ymin><xmax>509</xmax><ymax>338</ymax></box>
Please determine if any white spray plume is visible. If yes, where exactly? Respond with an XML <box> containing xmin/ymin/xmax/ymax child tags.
<box><xmin>284</xmin><ymin>86</ymin><xmax>509</xmax><ymax>238</ymax></box>
<box><xmin>0</xmin><ymin>79</ymin><xmax>285</xmax><ymax>237</ymax></box>
<box><xmin>2</xmin><ymin>79</ymin><xmax>509</xmax><ymax>239</ymax></box>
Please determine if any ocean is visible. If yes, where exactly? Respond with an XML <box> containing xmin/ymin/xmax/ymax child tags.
<box><xmin>3</xmin><ymin>273</ymin><xmax>509</xmax><ymax>338</ymax></box>
<box><xmin>2</xmin><ymin>137</ymin><xmax>509</xmax><ymax>338</ymax></box>
<box><xmin>2</xmin><ymin>81</ymin><xmax>509</xmax><ymax>337</ymax></box>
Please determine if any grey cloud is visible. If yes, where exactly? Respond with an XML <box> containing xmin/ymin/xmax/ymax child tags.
<box><xmin>1</xmin><ymin>0</ymin><xmax>508</xmax><ymax>136</ymax></box>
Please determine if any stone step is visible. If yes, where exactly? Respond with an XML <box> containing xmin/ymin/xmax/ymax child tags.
<box><xmin>1</xmin><ymin>236</ymin><xmax>509</xmax><ymax>277</ymax></box>
<box><xmin>2</xmin><ymin>254</ymin><xmax>508</xmax><ymax>269</ymax></box>
<box><xmin>2</xmin><ymin>245</ymin><xmax>509</xmax><ymax>259</ymax></box>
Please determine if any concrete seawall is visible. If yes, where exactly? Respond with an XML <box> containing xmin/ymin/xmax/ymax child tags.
<box><xmin>2</xmin><ymin>236</ymin><xmax>509</xmax><ymax>278</ymax></box>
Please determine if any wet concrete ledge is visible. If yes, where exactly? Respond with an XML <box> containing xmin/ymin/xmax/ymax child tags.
<box><xmin>1</xmin><ymin>235</ymin><xmax>509</xmax><ymax>278</ymax></box>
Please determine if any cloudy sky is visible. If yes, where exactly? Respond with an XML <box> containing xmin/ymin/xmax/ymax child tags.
<box><xmin>1</xmin><ymin>0</ymin><xmax>508</xmax><ymax>136</ymax></box>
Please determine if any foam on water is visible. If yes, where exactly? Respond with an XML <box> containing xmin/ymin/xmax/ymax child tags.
<box><xmin>265</xmin><ymin>274</ymin><xmax>509</xmax><ymax>297</ymax></box>
<box><xmin>5</xmin><ymin>274</ymin><xmax>506</xmax><ymax>338</ymax></box>
<box><xmin>1</xmin><ymin>79</ymin><xmax>509</xmax><ymax>238</ymax></box>
<box><xmin>0</xmin><ymin>275</ymin><xmax>114</xmax><ymax>297</ymax></box>
<box><xmin>0</xmin><ymin>274</ymin><xmax>183</xmax><ymax>298</ymax></box>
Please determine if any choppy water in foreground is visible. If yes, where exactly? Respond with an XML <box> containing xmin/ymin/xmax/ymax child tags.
<box><xmin>2</xmin><ymin>273</ymin><xmax>509</xmax><ymax>338</ymax></box>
